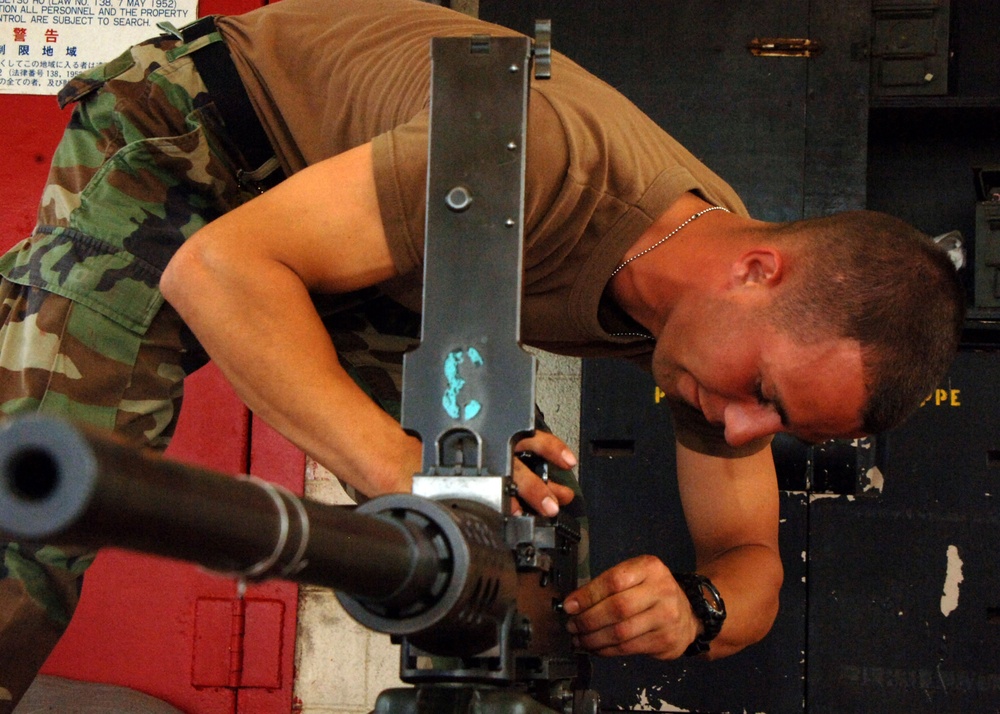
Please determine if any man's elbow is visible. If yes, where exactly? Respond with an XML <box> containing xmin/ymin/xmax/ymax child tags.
<box><xmin>705</xmin><ymin>552</ymin><xmax>783</xmax><ymax>661</ymax></box>
<box><xmin>746</xmin><ymin>556</ymin><xmax>784</xmax><ymax>649</ymax></box>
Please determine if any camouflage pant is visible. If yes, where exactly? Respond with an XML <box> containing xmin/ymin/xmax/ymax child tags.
<box><xmin>0</xmin><ymin>25</ymin><xmax>246</xmax><ymax>709</ymax></box>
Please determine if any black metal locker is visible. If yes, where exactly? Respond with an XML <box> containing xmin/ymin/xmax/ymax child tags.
<box><xmin>807</xmin><ymin>350</ymin><xmax>1000</xmax><ymax>713</ymax></box>
<box><xmin>475</xmin><ymin>1</ymin><xmax>1000</xmax><ymax>712</ymax></box>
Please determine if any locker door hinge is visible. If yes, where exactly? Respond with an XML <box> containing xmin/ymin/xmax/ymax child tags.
<box><xmin>192</xmin><ymin>597</ymin><xmax>285</xmax><ymax>691</ymax></box>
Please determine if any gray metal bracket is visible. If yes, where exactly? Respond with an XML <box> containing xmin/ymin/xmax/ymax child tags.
<box><xmin>401</xmin><ymin>34</ymin><xmax>535</xmax><ymax>491</ymax></box>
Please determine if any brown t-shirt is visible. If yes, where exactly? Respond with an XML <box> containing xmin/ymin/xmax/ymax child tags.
<box><xmin>218</xmin><ymin>0</ymin><xmax>766</xmax><ymax>457</ymax></box>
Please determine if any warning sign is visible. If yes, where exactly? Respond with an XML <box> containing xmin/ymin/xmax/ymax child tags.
<box><xmin>0</xmin><ymin>0</ymin><xmax>198</xmax><ymax>94</ymax></box>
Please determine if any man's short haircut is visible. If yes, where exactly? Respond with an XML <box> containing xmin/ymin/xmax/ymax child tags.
<box><xmin>768</xmin><ymin>210</ymin><xmax>966</xmax><ymax>434</ymax></box>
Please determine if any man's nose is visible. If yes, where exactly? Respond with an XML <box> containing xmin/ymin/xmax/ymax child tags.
<box><xmin>722</xmin><ymin>402</ymin><xmax>784</xmax><ymax>447</ymax></box>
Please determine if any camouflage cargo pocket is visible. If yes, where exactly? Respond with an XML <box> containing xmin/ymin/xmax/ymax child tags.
<box><xmin>0</xmin><ymin>279</ymin><xmax>188</xmax><ymax>446</ymax></box>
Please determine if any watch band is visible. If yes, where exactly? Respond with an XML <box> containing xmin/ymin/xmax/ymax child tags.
<box><xmin>675</xmin><ymin>572</ymin><xmax>726</xmax><ymax>657</ymax></box>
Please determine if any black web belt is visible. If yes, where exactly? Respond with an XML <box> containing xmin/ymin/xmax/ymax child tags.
<box><xmin>181</xmin><ymin>16</ymin><xmax>285</xmax><ymax>192</ymax></box>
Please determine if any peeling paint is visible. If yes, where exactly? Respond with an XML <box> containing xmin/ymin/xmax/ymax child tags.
<box><xmin>632</xmin><ymin>689</ymin><xmax>769</xmax><ymax>712</ymax></box>
<box><xmin>863</xmin><ymin>467</ymin><xmax>885</xmax><ymax>494</ymax></box>
<box><xmin>634</xmin><ymin>687</ymin><xmax>690</xmax><ymax>711</ymax></box>
<box><xmin>809</xmin><ymin>493</ymin><xmax>856</xmax><ymax>502</ymax></box>
<box><xmin>940</xmin><ymin>545</ymin><xmax>964</xmax><ymax>617</ymax></box>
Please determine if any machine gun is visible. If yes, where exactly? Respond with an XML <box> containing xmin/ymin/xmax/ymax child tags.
<box><xmin>0</xmin><ymin>25</ymin><xmax>599</xmax><ymax>714</ymax></box>
<box><xmin>0</xmin><ymin>415</ymin><xmax>593</xmax><ymax>714</ymax></box>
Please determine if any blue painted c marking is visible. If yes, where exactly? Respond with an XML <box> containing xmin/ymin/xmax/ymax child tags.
<box><xmin>443</xmin><ymin>347</ymin><xmax>484</xmax><ymax>420</ymax></box>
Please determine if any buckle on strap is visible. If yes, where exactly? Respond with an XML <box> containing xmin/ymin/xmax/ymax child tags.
<box><xmin>156</xmin><ymin>21</ymin><xmax>184</xmax><ymax>40</ymax></box>
<box><xmin>237</xmin><ymin>157</ymin><xmax>284</xmax><ymax>195</ymax></box>
<box><xmin>157</xmin><ymin>17</ymin><xmax>216</xmax><ymax>43</ymax></box>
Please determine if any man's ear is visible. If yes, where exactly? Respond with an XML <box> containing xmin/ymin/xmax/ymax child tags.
<box><xmin>732</xmin><ymin>248</ymin><xmax>782</xmax><ymax>287</ymax></box>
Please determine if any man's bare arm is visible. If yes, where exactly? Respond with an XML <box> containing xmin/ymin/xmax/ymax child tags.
<box><xmin>675</xmin><ymin>442</ymin><xmax>782</xmax><ymax>657</ymax></box>
<box><xmin>161</xmin><ymin>143</ymin><xmax>575</xmax><ymax>510</ymax></box>
<box><xmin>162</xmin><ymin>143</ymin><xmax>418</xmax><ymax>495</ymax></box>
<box><xmin>563</xmin><ymin>441</ymin><xmax>782</xmax><ymax>659</ymax></box>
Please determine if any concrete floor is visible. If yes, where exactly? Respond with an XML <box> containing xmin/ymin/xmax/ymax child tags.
<box><xmin>15</xmin><ymin>677</ymin><xmax>182</xmax><ymax>714</ymax></box>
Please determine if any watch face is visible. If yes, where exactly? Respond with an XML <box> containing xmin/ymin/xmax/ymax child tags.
<box><xmin>695</xmin><ymin>578</ymin><xmax>725</xmax><ymax>620</ymax></box>
<box><xmin>699</xmin><ymin>583</ymin><xmax>721</xmax><ymax>610</ymax></box>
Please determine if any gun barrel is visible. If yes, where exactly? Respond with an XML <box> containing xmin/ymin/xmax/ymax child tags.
<box><xmin>0</xmin><ymin>416</ymin><xmax>440</xmax><ymax>603</ymax></box>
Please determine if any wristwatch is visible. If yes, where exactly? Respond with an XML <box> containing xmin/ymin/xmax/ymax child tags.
<box><xmin>675</xmin><ymin>572</ymin><xmax>726</xmax><ymax>656</ymax></box>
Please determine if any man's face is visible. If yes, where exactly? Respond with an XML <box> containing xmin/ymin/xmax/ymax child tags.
<box><xmin>652</xmin><ymin>313</ymin><xmax>868</xmax><ymax>447</ymax></box>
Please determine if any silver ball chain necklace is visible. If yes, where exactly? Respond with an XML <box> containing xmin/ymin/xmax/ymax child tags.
<box><xmin>610</xmin><ymin>205</ymin><xmax>730</xmax><ymax>278</ymax></box>
<box><xmin>608</xmin><ymin>204</ymin><xmax>730</xmax><ymax>339</ymax></box>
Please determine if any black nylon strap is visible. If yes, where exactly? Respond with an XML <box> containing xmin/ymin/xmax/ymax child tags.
<box><xmin>182</xmin><ymin>17</ymin><xmax>284</xmax><ymax>190</ymax></box>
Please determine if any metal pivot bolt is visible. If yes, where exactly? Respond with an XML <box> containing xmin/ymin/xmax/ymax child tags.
<box><xmin>511</xmin><ymin>614</ymin><xmax>533</xmax><ymax>648</ymax></box>
<box><xmin>445</xmin><ymin>186</ymin><xmax>473</xmax><ymax>212</ymax></box>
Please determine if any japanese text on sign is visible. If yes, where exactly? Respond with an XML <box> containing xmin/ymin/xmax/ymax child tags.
<box><xmin>0</xmin><ymin>0</ymin><xmax>198</xmax><ymax>94</ymax></box>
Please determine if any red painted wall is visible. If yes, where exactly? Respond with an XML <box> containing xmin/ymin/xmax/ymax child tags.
<box><xmin>0</xmin><ymin>1</ymin><xmax>304</xmax><ymax>711</ymax></box>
